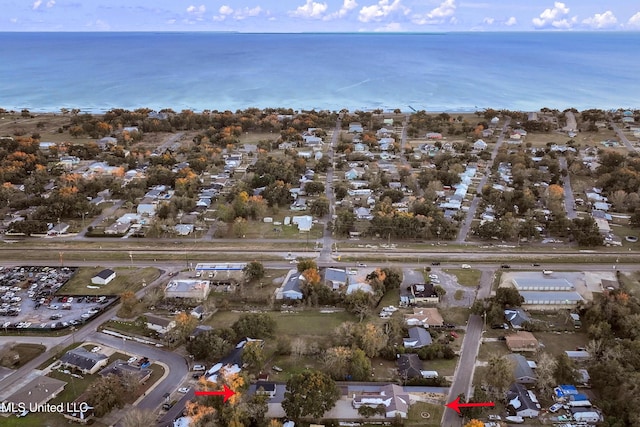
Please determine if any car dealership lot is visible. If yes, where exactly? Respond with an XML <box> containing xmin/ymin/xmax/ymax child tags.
<box><xmin>0</xmin><ymin>266</ymin><xmax>115</xmax><ymax>331</ymax></box>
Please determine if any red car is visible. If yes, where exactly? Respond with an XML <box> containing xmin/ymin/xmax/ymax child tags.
<box><xmin>450</xmin><ymin>331</ymin><xmax>459</xmax><ymax>339</ymax></box>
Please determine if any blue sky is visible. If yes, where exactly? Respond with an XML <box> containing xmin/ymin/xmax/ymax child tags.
<box><xmin>2</xmin><ymin>0</ymin><xmax>640</xmax><ymax>32</ymax></box>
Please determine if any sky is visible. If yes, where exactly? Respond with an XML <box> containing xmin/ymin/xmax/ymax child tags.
<box><xmin>2</xmin><ymin>0</ymin><xmax>640</xmax><ymax>32</ymax></box>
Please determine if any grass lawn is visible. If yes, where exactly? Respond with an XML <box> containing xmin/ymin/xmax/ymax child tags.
<box><xmin>619</xmin><ymin>271</ymin><xmax>640</xmax><ymax>297</ymax></box>
<box><xmin>100</xmin><ymin>319</ymin><xmax>158</xmax><ymax>339</ymax></box>
<box><xmin>444</xmin><ymin>269</ymin><xmax>482</xmax><ymax>287</ymax></box>
<box><xmin>536</xmin><ymin>331</ymin><xmax>590</xmax><ymax>356</ymax></box>
<box><xmin>441</xmin><ymin>307</ymin><xmax>470</xmax><ymax>326</ymax></box>
<box><xmin>454</xmin><ymin>290</ymin><xmax>464</xmax><ymax>300</ymax></box>
<box><xmin>477</xmin><ymin>341</ymin><xmax>509</xmax><ymax>361</ymax></box>
<box><xmin>48</xmin><ymin>369</ymin><xmax>97</xmax><ymax>405</ymax></box>
<box><xmin>2</xmin><ymin>343</ymin><xmax>46</xmax><ymax>368</ymax></box>
<box><xmin>406</xmin><ymin>401</ymin><xmax>445</xmax><ymax>427</ymax></box>
<box><xmin>59</xmin><ymin>267</ymin><xmax>161</xmax><ymax>295</ymax></box>
<box><xmin>423</xmin><ymin>357</ymin><xmax>458</xmax><ymax>377</ymax></box>
<box><xmin>273</xmin><ymin>311</ymin><xmax>356</xmax><ymax>336</ymax></box>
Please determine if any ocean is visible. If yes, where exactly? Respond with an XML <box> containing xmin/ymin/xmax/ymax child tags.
<box><xmin>0</xmin><ymin>31</ymin><xmax>638</xmax><ymax>113</ymax></box>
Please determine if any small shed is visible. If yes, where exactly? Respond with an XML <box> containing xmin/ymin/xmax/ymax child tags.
<box><xmin>91</xmin><ymin>269</ymin><xmax>116</xmax><ymax>285</ymax></box>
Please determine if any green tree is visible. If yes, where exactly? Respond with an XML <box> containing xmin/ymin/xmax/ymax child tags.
<box><xmin>554</xmin><ymin>353</ymin><xmax>578</xmax><ymax>384</ymax></box>
<box><xmin>243</xmin><ymin>261</ymin><xmax>265</xmax><ymax>282</ymax></box>
<box><xmin>186</xmin><ymin>330</ymin><xmax>233</xmax><ymax>364</ymax></box>
<box><xmin>86</xmin><ymin>374</ymin><xmax>126</xmax><ymax>417</ymax></box>
<box><xmin>494</xmin><ymin>287</ymin><xmax>524</xmax><ymax>307</ymax></box>
<box><xmin>242</xmin><ymin>341</ymin><xmax>265</xmax><ymax>371</ymax></box>
<box><xmin>310</xmin><ymin>196</ymin><xmax>330</xmax><ymax>217</ymax></box>
<box><xmin>282</xmin><ymin>370</ymin><xmax>340</xmax><ymax>420</ymax></box>
<box><xmin>304</xmin><ymin>181</ymin><xmax>325</xmax><ymax>195</ymax></box>
<box><xmin>296</xmin><ymin>258</ymin><xmax>318</xmax><ymax>273</ymax></box>
<box><xmin>535</xmin><ymin>352</ymin><xmax>557</xmax><ymax>396</ymax></box>
<box><xmin>232</xmin><ymin>313</ymin><xmax>276</xmax><ymax>339</ymax></box>
<box><xmin>344</xmin><ymin>289</ymin><xmax>375</xmax><ymax>322</ymax></box>
<box><xmin>484</xmin><ymin>356</ymin><xmax>514</xmax><ymax>401</ymax></box>
<box><xmin>349</xmin><ymin>348</ymin><xmax>372</xmax><ymax>380</ymax></box>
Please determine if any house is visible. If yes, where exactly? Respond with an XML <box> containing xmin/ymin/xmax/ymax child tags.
<box><xmin>404</xmin><ymin>308</ymin><xmax>444</xmax><ymax>327</ymax></box>
<box><xmin>473</xmin><ymin>139</ymin><xmax>488</xmax><ymax>150</ymax></box>
<box><xmin>190</xmin><ymin>305</ymin><xmax>205</xmax><ymax>320</ymax></box>
<box><xmin>507</xmin><ymin>383</ymin><xmax>541</xmax><ymax>418</ymax></box>
<box><xmin>354</xmin><ymin>207</ymin><xmax>373</xmax><ymax>220</ymax></box>
<box><xmin>324</xmin><ymin>268</ymin><xmax>347</xmax><ymax>290</ymax></box>
<box><xmin>144</xmin><ymin>313</ymin><xmax>176</xmax><ymax>335</ymax></box>
<box><xmin>345</xmin><ymin>167</ymin><xmax>365</xmax><ymax>180</ymax></box>
<box><xmin>174</xmin><ymin>224</ymin><xmax>194</xmax><ymax>236</ymax></box>
<box><xmin>346</xmin><ymin>282</ymin><xmax>374</xmax><ymax>295</ymax></box>
<box><xmin>280</xmin><ymin>270</ymin><xmax>304</xmax><ymax>300</ymax></box>
<box><xmin>194</xmin><ymin>263</ymin><xmax>246</xmax><ymax>284</ymax></box>
<box><xmin>137</xmin><ymin>203</ymin><xmax>157</xmax><ymax>216</ymax></box>
<box><xmin>60</xmin><ymin>348</ymin><xmax>109</xmax><ymax>375</ymax></box>
<box><xmin>506</xmin><ymin>353</ymin><xmax>537</xmax><ymax>384</ymax></box>
<box><xmin>410</xmin><ymin>283</ymin><xmax>439</xmax><ymax>304</ymax></box>
<box><xmin>292</xmin><ymin>215</ymin><xmax>313</xmax><ymax>232</ymax></box>
<box><xmin>4</xmin><ymin>376</ymin><xmax>67</xmax><ymax>409</ymax></box>
<box><xmin>397</xmin><ymin>353</ymin><xmax>422</xmax><ymax>379</ymax></box>
<box><xmin>39</xmin><ymin>141</ymin><xmax>57</xmax><ymax>151</ymax></box>
<box><xmin>99</xmin><ymin>360</ymin><xmax>152</xmax><ymax>384</ymax></box>
<box><xmin>505</xmin><ymin>331</ymin><xmax>539</xmax><ymax>352</ymax></box>
<box><xmin>426</xmin><ymin>132</ymin><xmax>443</xmax><ymax>140</ymax></box>
<box><xmin>349</xmin><ymin>122</ymin><xmax>364</xmax><ymax>133</ymax></box>
<box><xmin>351</xmin><ymin>384</ymin><xmax>410</xmax><ymax>418</ymax></box>
<box><xmin>164</xmin><ymin>280</ymin><xmax>211</xmax><ymax>301</ymax></box>
<box><xmin>48</xmin><ymin>222</ymin><xmax>70</xmax><ymax>236</ymax></box>
<box><xmin>504</xmin><ymin>308</ymin><xmax>530</xmax><ymax>329</ymax></box>
<box><xmin>565</xmin><ymin>350</ymin><xmax>590</xmax><ymax>362</ymax></box>
<box><xmin>91</xmin><ymin>269</ymin><xmax>116</xmax><ymax>285</ymax></box>
<box><xmin>403</xmin><ymin>326</ymin><xmax>433</xmax><ymax>348</ymax></box>
<box><xmin>255</xmin><ymin>382</ymin><xmax>277</xmax><ymax>399</ymax></box>
<box><xmin>105</xmin><ymin>222</ymin><xmax>130</xmax><ymax>235</ymax></box>
<box><xmin>376</xmin><ymin>128</ymin><xmax>393</xmax><ymax>137</ymax></box>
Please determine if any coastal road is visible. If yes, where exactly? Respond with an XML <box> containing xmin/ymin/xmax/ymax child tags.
<box><xmin>456</xmin><ymin>118</ymin><xmax>511</xmax><ymax>243</ymax></box>
<box><xmin>441</xmin><ymin>269</ymin><xmax>493</xmax><ymax>427</ymax></box>
<box><xmin>319</xmin><ymin>116</ymin><xmax>341</xmax><ymax>263</ymax></box>
<box><xmin>610</xmin><ymin>121</ymin><xmax>637</xmax><ymax>152</ymax></box>
<box><xmin>559</xmin><ymin>157</ymin><xmax>577</xmax><ymax>219</ymax></box>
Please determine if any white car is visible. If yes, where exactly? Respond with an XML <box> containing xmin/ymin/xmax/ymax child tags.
<box><xmin>429</xmin><ymin>274</ymin><xmax>438</xmax><ymax>280</ymax></box>
<box><xmin>461</xmin><ymin>264</ymin><xmax>471</xmax><ymax>269</ymax></box>
<box><xmin>178</xmin><ymin>387</ymin><xmax>190</xmax><ymax>393</ymax></box>
<box><xmin>192</xmin><ymin>365</ymin><xmax>206</xmax><ymax>371</ymax></box>
<box><xmin>91</xmin><ymin>346</ymin><xmax>102</xmax><ymax>353</ymax></box>
<box><xmin>128</xmin><ymin>356</ymin><xmax>138</xmax><ymax>364</ymax></box>
<box><xmin>357</xmin><ymin>263</ymin><xmax>367</xmax><ymax>267</ymax></box>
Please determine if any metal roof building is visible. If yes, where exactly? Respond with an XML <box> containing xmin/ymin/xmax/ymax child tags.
<box><xmin>520</xmin><ymin>291</ymin><xmax>584</xmax><ymax>305</ymax></box>
<box><xmin>513</xmin><ymin>277</ymin><xmax>574</xmax><ymax>291</ymax></box>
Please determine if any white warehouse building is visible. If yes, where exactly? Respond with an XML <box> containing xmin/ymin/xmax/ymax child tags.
<box><xmin>513</xmin><ymin>277</ymin><xmax>575</xmax><ymax>291</ymax></box>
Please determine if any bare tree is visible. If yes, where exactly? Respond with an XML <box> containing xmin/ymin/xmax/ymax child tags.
<box><xmin>121</xmin><ymin>408</ymin><xmax>157</xmax><ymax>427</ymax></box>
<box><xmin>535</xmin><ymin>352</ymin><xmax>557</xmax><ymax>396</ymax></box>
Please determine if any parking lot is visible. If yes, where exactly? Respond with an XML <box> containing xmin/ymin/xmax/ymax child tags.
<box><xmin>0</xmin><ymin>266</ymin><xmax>116</xmax><ymax>331</ymax></box>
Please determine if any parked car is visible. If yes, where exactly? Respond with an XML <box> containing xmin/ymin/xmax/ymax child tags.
<box><xmin>450</xmin><ymin>331</ymin><xmax>459</xmax><ymax>338</ymax></box>
<box><xmin>532</xmin><ymin>263</ymin><xmax>540</xmax><ymax>267</ymax></box>
<box><xmin>192</xmin><ymin>365</ymin><xmax>206</xmax><ymax>371</ymax></box>
<box><xmin>178</xmin><ymin>387</ymin><xmax>190</xmax><ymax>393</ymax></box>
<box><xmin>500</xmin><ymin>264</ymin><xmax>511</xmax><ymax>269</ymax></box>
<box><xmin>461</xmin><ymin>264</ymin><xmax>471</xmax><ymax>269</ymax></box>
<box><xmin>431</xmin><ymin>262</ymin><xmax>441</xmax><ymax>266</ymax></box>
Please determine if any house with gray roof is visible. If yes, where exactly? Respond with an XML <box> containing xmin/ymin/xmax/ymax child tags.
<box><xmin>397</xmin><ymin>353</ymin><xmax>422</xmax><ymax>379</ymax></box>
<box><xmin>506</xmin><ymin>353</ymin><xmax>537</xmax><ymax>384</ymax></box>
<box><xmin>352</xmin><ymin>384</ymin><xmax>410</xmax><ymax>418</ymax></box>
<box><xmin>60</xmin><ymin>348</ymin><xmax>109</xmax><ymax>374</ymax></box>
<box><xmin>4</xmin><ymin>376</ymin><xmax>67</xmax><ymax>409</ymax></box>
<box><xmin>507</xmin><ymin>383</ymin><xmax>541</xmax><ymax>418</ymax></box>
<box><xmin>403</xmin><ymin>327</ymin><xmax>432</xmax><ymax>349</ymax></box>
<box><xmin>504</xmin><ymin>308</ymin><xmax>531</xmax><ymax>329</ymax></box>
<box><xmin>280</xmin><ymin>270</ymin><xmax>304</xmax><ymax>300</ymax></box>
<box><xmin>324</xmin><ymin>268</ymin><xmax>347</xmax><ymax>290</ymax></box>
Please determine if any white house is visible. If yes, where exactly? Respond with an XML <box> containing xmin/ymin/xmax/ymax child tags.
<box><xmin>351</xmin><ymin>384</ymin><xmax>410</xmax><ymax>418</ymax></box>
<box><xmin>292</xmin><ymin>215</ymin><xmax>313</xmax><ymax>232</ymax></box>
<box><xmin>144</xmin><ymin>313</ymin><xmax>176</xmax><ymax>335</ymax></box>
<box><xmin>91</xmin><ymin>269</ymin><xmax>116</xmax><ymax>285</ymax></box>
<box><xmin>474</xmin><ymin>139</ymin><xmax>488</xmax><ymax>151</ymax></box>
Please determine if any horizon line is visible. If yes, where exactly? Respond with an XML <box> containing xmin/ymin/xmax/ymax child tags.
<box><xmin>1</xmin><ymin>29</ymin><xmax>640</xmax><ymax>34</ymax></box>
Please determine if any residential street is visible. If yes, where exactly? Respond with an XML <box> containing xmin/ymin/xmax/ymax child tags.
<box><xmin>559</xmin><ymin>157</ymin><xmax>577</xmax><ymax>219</ymax></box>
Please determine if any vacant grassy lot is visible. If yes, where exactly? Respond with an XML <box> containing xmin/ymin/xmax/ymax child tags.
<box><xmin>59</xmin><ymin>267</ymin><xmax>160</xmax><ymax>295</ymax></box>
<box><xmin>536</xmin><ymin>331</ymin><xmax>590</xmax><ymax>356</ymax></box>
<box><xmin>406</xmin><ymin>401</ymin><xmax>445</xmax><ymax>427</ymax></box>
<box><xmin>441</xmin><ymin>307</ymin><xmax>470</xmax><ymax>326</ymax></box>
<box><xmin>445</xmin><ymin>269</ymin><xmax>482</xmax><ymax>287</ymax></box>
<box><xmin>619</xmin><ymin>271</ymin><xmax>640</xmax><ymax>297</ymax></box>
<box><xmin>7</xmin><ymin>343</ymin><xmax>46</xmax><ymax>368</ymax></box>
<box><xmin>423</xmin><ymin>357</ymin><xmax>458</xmax><ymax>377</ymax></box>
<box><xmin>477</xmin><ymin>341</ymin><xmax>510</xmax><ymax>361</ymax></box>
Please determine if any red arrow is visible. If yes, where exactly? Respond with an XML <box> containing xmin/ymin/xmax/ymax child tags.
<box><xmin>194</xmin><ymin>384</ymin><xmax>236</xmax><ymax>402</ymax></box>
<box><xmin>445</xmin><ymin>396</ymin><xmax>495</xmax><ymax>414</ymax></box>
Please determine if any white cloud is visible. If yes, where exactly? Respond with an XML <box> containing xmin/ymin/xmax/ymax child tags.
<box><xmin>428</xmin><ymin>0</ymin><xmax>456</xmax><ymax>19</ymax></box>
<box><xmin>326</xmin><ymin>0</ymin><xmax>358</xmax><ymax>20</ymax></box>
<box><xmin>219</xmin><ymin>5</ymin><xmax>233</xmax><ymax>16</ymax></box>
<box><xmin>358</xmin><ymin>0</ymin><xmax>407</xmax><ymax>23</ymax></box>
<box><xmin>482</xmin><ymin>17</ymin><xmax>494</xmax><ymax>25</ymax></box>
<box><xmin>32</xmin><ymin>0</ymin><xmax>42</xmax><ymax>10</ymax></box>
<box><xmin>289</xmin><ymin>0</ymin><xmax>328</xmax><ymax>19</ymax></box>
<box><xmin>46</xmin><ymin>0</ymin><xmax>55</xmax><ymax>8</ymax></box>
<box><xmin>505</xmin><ymin>16</ymin><xmax>517</xmax><ymax>26</ymax></box>
<box><xmin>628</xmin><ymin>12</ymin><xmax>640</xmax><ymax>27</ymax></box>
<box><xmin>582</xmin><ymin>11</ymin><xmax>617</xmax><ymax>29</ymax></box>
<box><xmin>234</xmin><ymin>6</ymin><xmax>263</xmax><ymax>20</ymax></box>
<box><xmin>532</xmin><ymin>2</ymin><xmax>575</xmax><ymax>29</ymax></box>
<box><xmin>186</xmin><ymin>4</ymin><xmax>206</xmax><ymax>18</ymax></box>
<box><xmin>10</xmin><ymin>17</ymin><xmax>18</xmax><ymax>23</ymax></box>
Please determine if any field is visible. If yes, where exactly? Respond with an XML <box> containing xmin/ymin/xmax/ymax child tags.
<box><xmin>444</xmin><ymin>269</ymin><xmax>482</xmax><ymax>287</ymax></box>
<box><xmin>3</xmin><ymin>343</ymin><xmax>46</xmax><ymax>368</ymax></box>
<box><xmin>441</xmin><ymin>307</ymin><xmax>471</xmax><ymax>326</ymax></box>
<box><xmin>58</xmin><ymin>267</ymin><xmax>161</xmax><ymax>295</ymax></box>
<box><xmin>535</xmin><ymin>331</ymin><xmax>590</xmax><ymax>356</ymax></box>
<box><xmin>406</xmin><ymin>401</ymin><xmax>445</xmax><ymax>427</ymax></box>
<box><xmin>477</xmin><ymin>341</ymin><xmax>510</xmax><ymax>361</ymax></box>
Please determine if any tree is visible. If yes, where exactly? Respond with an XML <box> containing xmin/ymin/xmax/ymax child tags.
<box><xmin>357</xmin><ymin>322</ymin><xmax>388</xmax><ymax>358</ymax></box>
<box><xmin>494</xmin><ymin>287</ymin><xmax>524</xmax><ymax>307</ymax></box>
<box><xmin>297</xmin><ymin>258</ymin><xmax>317</xmax><ymax>273</ymax></box>
<box><xmin>344</xmin><ymin>289</ymin><xmax>375</xmax><ymax>321</ymax></box>
<box><xmin>118</xmin><ymin>291</ymin><xmax>138</xmax><ymax>318</ymax></box>
<box><xmin>166</xmin><ymin>312</ymin><xmax>198</xmax><ymax>345</ymax></box>
<box><xmin>282</xmin><ymin>370</ymin><xmax>340</xmax><ymax>420</ymax></box>
<box><xmin>484</xmin><ymin>356</ymin><xmax>514</xmax><ymax>401</ymax></box>
<box><xmin>242</xmin><ymin>341</ymin><xmax>265</xmax><ymax>371</ymax></box>
<box><xmin>304</xmin><ymin>181</ymin><xmax>325</xmax><ymax>195</ymax></box>
<box><xmin>554</xmin><ymin>353</ymin><xmax>578</xmax><ymax>384</ymax></box>
<box><xmin>571</xmin><ymin>217</ymin><xmax>604</xmax><ymax>247</ymax></box>
<box><xmin>323</xmin><ymin>346</ymin><xmax>352</xmax><ymax>380</ymax></box>
<box><xmin>187</xmin><ymin>330</ymin><xmax>233</xmax><ymax>363</ymax></box>
<box><xmin>535</xmin><ymin>352</ymin><xmax>557</xmax><ymax>396</ymax></box>
<box><xmin>310</xmin><ymin>196</ymin><xmax>330</xmax><ymax>217</ymax></box>
<box><xmin>243</xmin><ymin>261</ymin><xmax>265</xmax><ymax>282</ymax></box>
<box><xmin>232</xmin><ymin>313</ymin><xmax>276</xmax><ymax>339</ymax></box>
<box><xmin>121</xmin><ymin>409</ymin><xmax>157</xmax><ymax>427</ymax></box>
<box><xmin>86</xmin><ymin>374</ymin><xmax>126</xmax><ymax>417</ymax></box>
<box><xmin>349</xmin><ymin>348</ymin><xmax>372</xmax><ymax>381</ymax></box>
